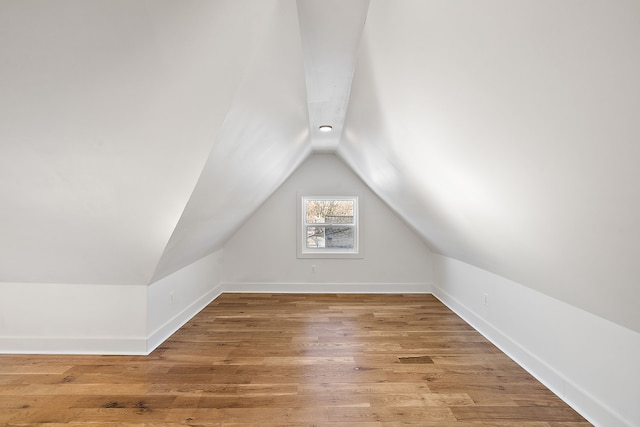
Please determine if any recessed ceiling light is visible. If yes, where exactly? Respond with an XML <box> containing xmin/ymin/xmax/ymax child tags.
<box><xmin>318</xmin><ymin>125</ymin><xmax>333</xmax><ymax>132</ymax></box>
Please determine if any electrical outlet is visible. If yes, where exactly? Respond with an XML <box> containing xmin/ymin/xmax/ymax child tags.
<box><xmin>483</xmin><ymin>293</ymin><xmax>489</xmax><ymax>306</ymax></box>
<box><xmin>170</xmin><ymin>291</ymin><xmax>174</xmax><ymax>305</ymax></box>
<box><xmin>311</xmin><ymin>264</ymin><xmax>317</xmax><ymax>273</ymax></box>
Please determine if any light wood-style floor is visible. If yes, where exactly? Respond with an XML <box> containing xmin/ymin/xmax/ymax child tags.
<box><xmin>0</xmin><ymin>293</ymin><xmax>591</xmax><ymax>426</ymax></box>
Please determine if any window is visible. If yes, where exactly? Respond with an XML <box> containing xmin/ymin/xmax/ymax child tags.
<box><xmin>298</xmin><ymin>195</ymin><xmax>360</xmax><ymax>258</ymax></box>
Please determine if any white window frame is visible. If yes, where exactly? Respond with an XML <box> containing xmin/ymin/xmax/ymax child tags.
<box><xmin>297</xmin><ymin>194</ymin><xmax>362</xmax><ymax>259</ymax></box>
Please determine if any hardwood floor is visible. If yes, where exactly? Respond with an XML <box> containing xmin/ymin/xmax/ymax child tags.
<box><xmin>0</xmin><ymin>293</ymin><xmax>591</xmax><ymax>426</ymax></box>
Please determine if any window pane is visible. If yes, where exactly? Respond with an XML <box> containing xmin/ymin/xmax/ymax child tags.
<box><xmin>306</xmin><ymin>226</ymin><xmax>354</xmax><ymax>249</ymax></box>
<box><xmin>305</xmin><ymin>200</ymin><xmax>354</xmax><ymax>224</ymax></box>
<box><xmin>306</xmin><ymin>226</ymin><xmax>325</xmax><ymax>248</ymax></box>
<box><xmin>325</xmin><ymin>226</ymin><xmax>354</xmax><ymax>248</ymax></box>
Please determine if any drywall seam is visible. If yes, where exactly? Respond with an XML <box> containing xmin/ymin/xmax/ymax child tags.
<box><xmin>432</xmin><ymin>285</ymin><xmax>631</xmax><ymax>427</ymax></box>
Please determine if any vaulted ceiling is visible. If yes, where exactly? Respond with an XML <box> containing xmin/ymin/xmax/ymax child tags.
<box><xmin>1</xmin><ymin>1</ymin><xmax>639</xmax><ymax>332</ymax></box>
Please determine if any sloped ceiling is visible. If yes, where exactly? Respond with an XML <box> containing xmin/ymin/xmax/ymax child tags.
<box><xmin>1</xmin><ymin>1</ymin><xmax>639</xmax><ymax>332</ymax></box>
<box><xmin>152</xmin><ymin>0</ymin><xmax>369</xmax><ymax>280</ymax></box>
<box><xmin>1</xmin><ymin>0</ymin><xmax>309</xmax><ymax>285</ymax></box>
<box><xmin>340</xmin><ymin>0</ymin><xmax>640</xmax><ymax>332</ymax></box>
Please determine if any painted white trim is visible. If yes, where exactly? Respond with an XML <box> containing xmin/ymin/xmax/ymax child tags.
<box><xmin>432</xmin><ymin>285</ymin><xmax>632</xmax><ymax>427</ymax></box>
<box><xmin>146</xmin><ymin>282</ymin><xmax>225</xmax><ymax>354</ymax></box>
<box><xmin>0</xmin><ymin>336</ymin><xmax>147</xmax><ymax>355</ymax></box>
<box><xmin>221</xmin><ymin>282</ymin><xmax>434</xmax><ymax>294</ymax></box>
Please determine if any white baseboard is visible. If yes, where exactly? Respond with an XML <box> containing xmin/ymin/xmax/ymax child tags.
<box><xmin>146</xmin><ymin>283</ymin><xmax>225</xmax><ymax>354</ymax></box>
<box><xmin>432</xmin><ymin>285</ymin><xmax>630</xmax><ymax>427</ymax></box>
<box><xmin>0</xmin><ymin>336</ymin><xmax>147</xmax><ymax>355</ymax></box>
<box><xmin>5</xmin><ymin>280</ymin><xmax>628</xmax><ymax>426</ymax></box>
<box><xmin>146</xmin><ymin>282</ymin><xmax>431</xmax><ymax>353</ymax></box>
<box><xmin>0</xmin><ymin>283</ymin><xmax>429</xmax><ymax>355</ymax></box>
<box><xmin>220</xmin><ymin>282</ymin><xmax>434</xmax><ymax>294</ymax></box>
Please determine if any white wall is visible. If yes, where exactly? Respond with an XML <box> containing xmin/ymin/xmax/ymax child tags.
<box><xmin>147</xmin><ymin>249</ymin><xmax>225</xmax><ymax>352</ymax></box>
<box><xmin>0</xmin><ymin>282</ymin><xmax>147</xmax><ymax>354</ymax></box>
<box><xmin>222</xmin><ymin>154</ymin><xmax>434</xmax><ymax>293</ymax></box>
<box><xmin>432</xmin><ymin>254</ymin><xmax>640</xmax><ymax>427</ymax></box>
<box><xmin>0</xmin><ymin>249</ymin><xmax>225</xmax><ymax>355</ymax></box>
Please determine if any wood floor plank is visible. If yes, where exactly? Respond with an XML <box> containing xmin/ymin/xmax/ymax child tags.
<box><xmin>0</xmin><ymin>293</ymin><xmax>591</xmax><ymax>426</ymax></box>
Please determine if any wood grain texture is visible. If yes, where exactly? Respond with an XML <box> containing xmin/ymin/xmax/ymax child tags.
<box><xmin>0</xmin><ymin>293</ymin><xmax>591</xmax><ymax>426</ymax></box>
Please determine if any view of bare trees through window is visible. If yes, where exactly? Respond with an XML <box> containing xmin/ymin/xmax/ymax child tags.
<box><xmin>304</xmin><ymin>199</ymin><xmax>355</xmax><ymax>249</ymax></box>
